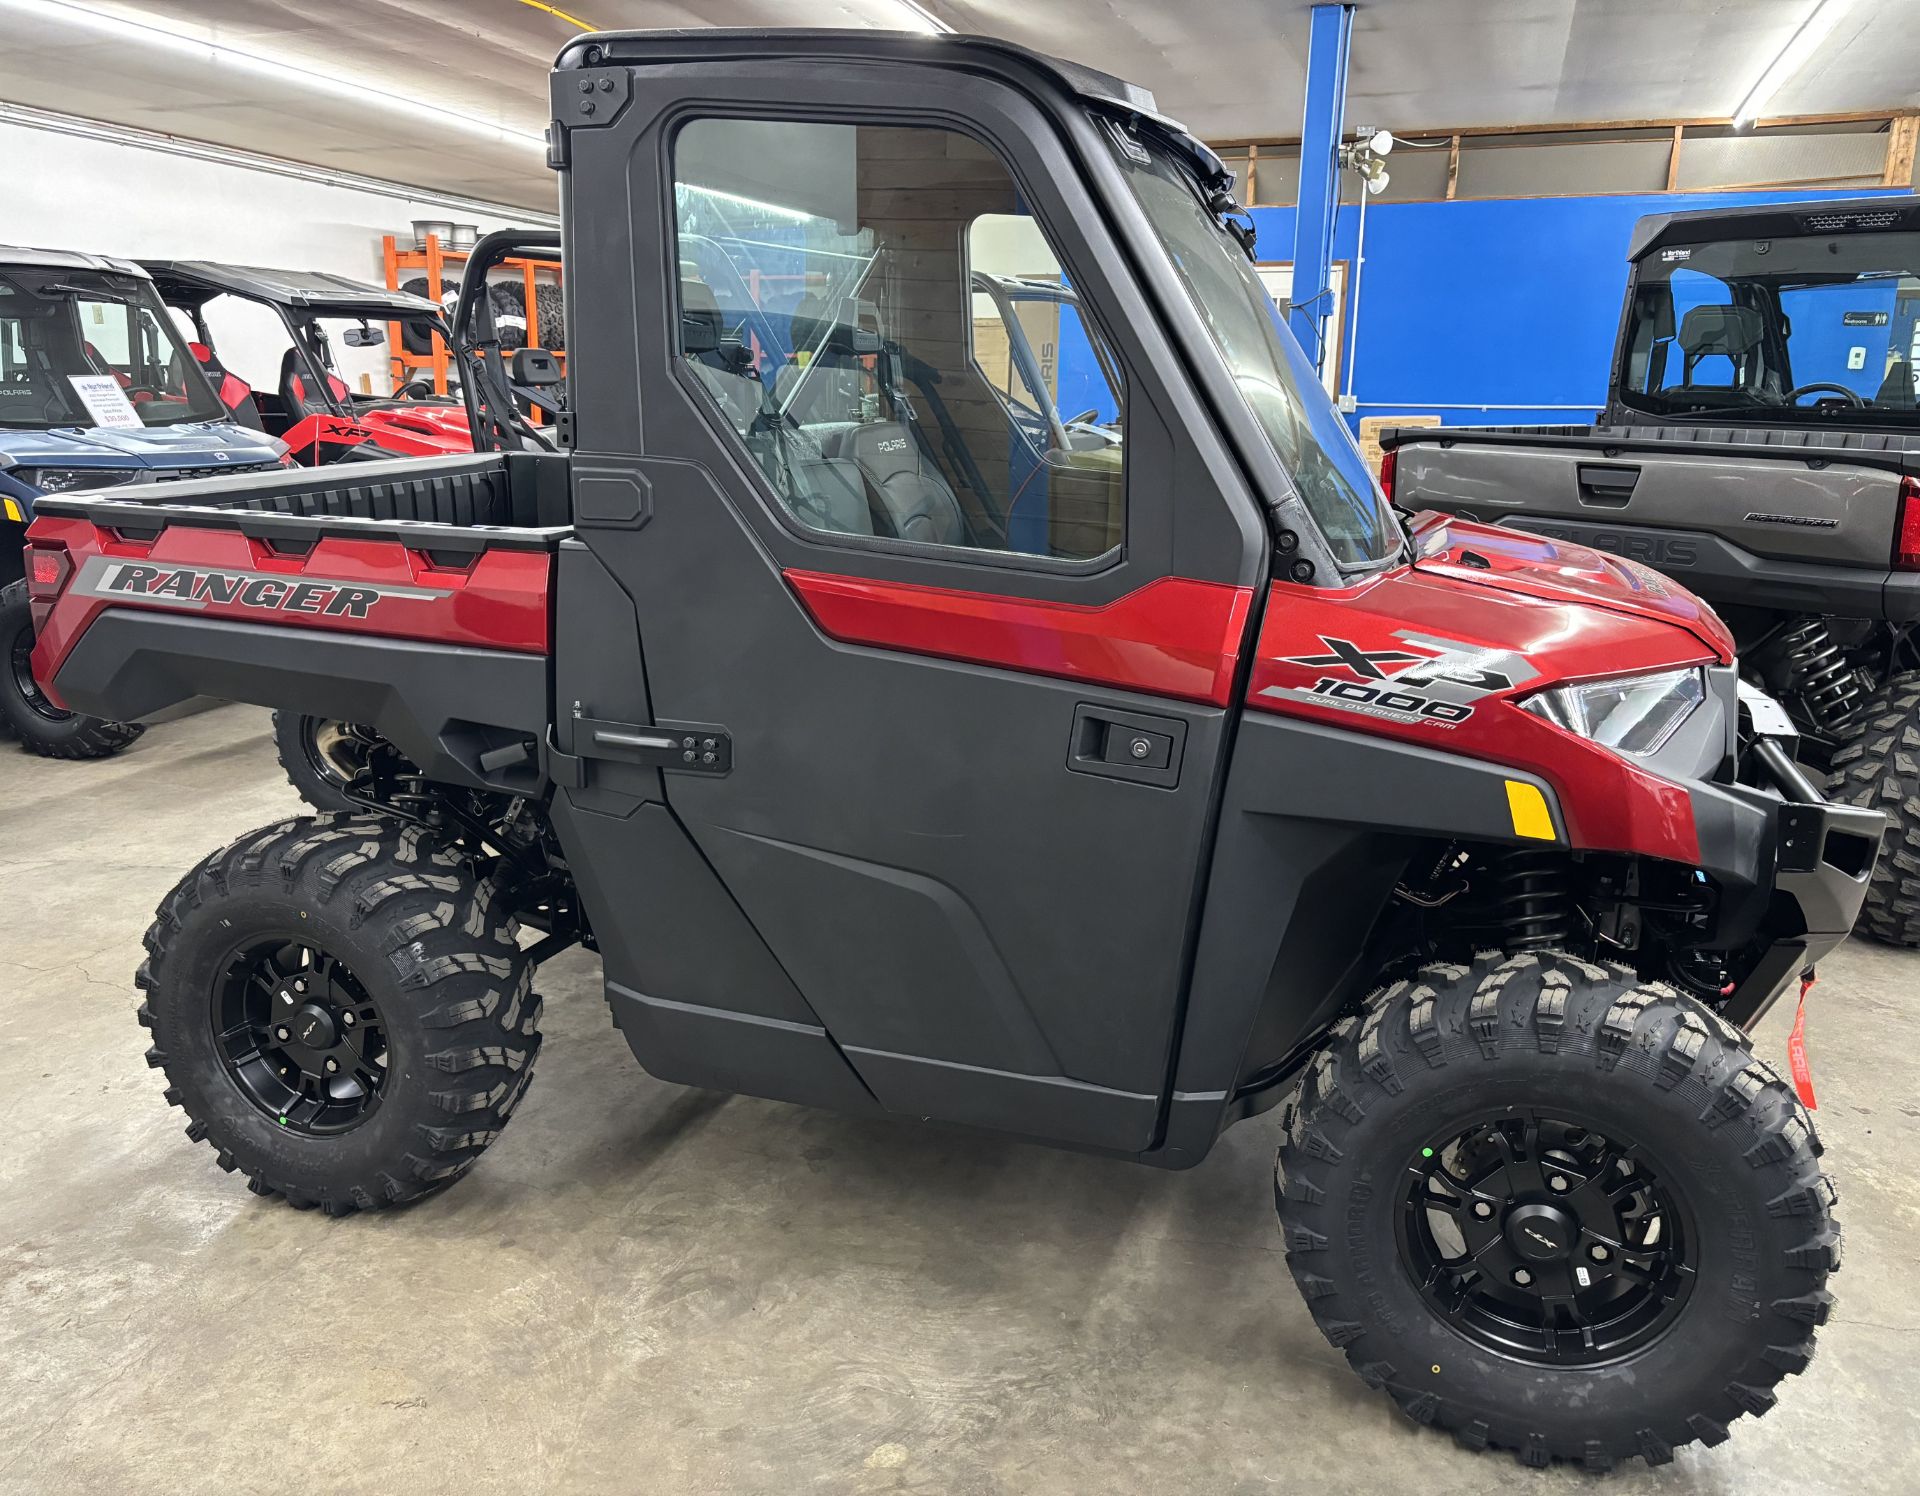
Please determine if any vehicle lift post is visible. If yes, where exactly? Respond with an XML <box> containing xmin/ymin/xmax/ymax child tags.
<box><xmin>1287</xmin><ymin>2</ymin><xmax>1355</xmax><ymax>373</ymax></box>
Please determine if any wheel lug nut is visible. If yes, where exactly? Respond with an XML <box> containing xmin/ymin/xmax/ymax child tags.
<box><xmin>324</xmin><ymin>1058</ymin><xmax>339</xmax><ymax>1074</ymax></box>
<box><xmin>1513</xmin><ymin>1268</ymin><xmax>1533</xmax><ymax>1287</ymax></box>
<box><xmin>275</xmin><ymin>1026</ymin><xmax>292</xmax><ymax>1042</ymax></box>
<box><xmin>342</xmin><ymin>1012</ymin><xmax>355</xmax><ymax>1027</ymax></box>
<box><xmin>294</xmin><ymin>979</ymin><xmax>307</xmax><ymax>993</ymax></box>
<box><xmin>1472</xmin><ymin>1201</ymin><xmax>1494</xmax><ymax>1219</ymax></box>
<box><xmin>1549</xmin><ymin>1175</ymin><xmax>1569</xmax><ymax>1192</ymax></box>
<box><xmin>1590</xmin><ymin>1245</ymin><xmax>1610</xmax><ymax>1262</ymax></box>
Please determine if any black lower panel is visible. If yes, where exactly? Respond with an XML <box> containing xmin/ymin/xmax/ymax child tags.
<box><xmin>53</xmin><ymin>609</ymin><xmax>547</xmax><ymax>794</ymax></box>
<box><xmin>606</xmin><ymin>982</ymin><xmax>880</xmax><ymax>1115</ymax></box>
<box><xmin>844</xmin><ymin>1045</ymin><xmax>1158</xmax><ymax>1150</ymax></box>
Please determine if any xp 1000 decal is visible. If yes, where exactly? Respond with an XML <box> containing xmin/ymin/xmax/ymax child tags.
<box><xmin>71</xmin><ymin>554</ymin><xmax>446</xmax><ymax>619</ymax></box>
<box><xmin>1260</xmin><ymin>631</ymin><xmax>1539</xmax><ymax>729</ymax></box>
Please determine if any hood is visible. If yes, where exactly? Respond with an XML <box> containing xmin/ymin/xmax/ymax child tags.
<box><xmin>0</xmin><ymin>420</ymin><xmax>284</xmax><ymax>473</ymax></box>
<box><xmin>1408</xmin><ymin>511</ymin><xmax>1734</xmax><ymax>664</ymax></box>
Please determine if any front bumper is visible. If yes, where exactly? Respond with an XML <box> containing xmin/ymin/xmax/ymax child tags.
<box><xmin>1683</xmin><ymin>685</ymin><xmax>1883</xmax><ymax>1026</ymax></box>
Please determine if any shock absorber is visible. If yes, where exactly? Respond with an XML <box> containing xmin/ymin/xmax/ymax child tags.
<box><xmin>1488</xmin><ymin>850</ymin><xmax>1574</xmax><ymax>952</ymax></box>
<box><xmin>1774</xmin><ymin>618</ymin><xmax>1867</xmax><ymax>735</ymax></box>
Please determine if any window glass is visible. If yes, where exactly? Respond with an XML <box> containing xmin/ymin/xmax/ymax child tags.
<box><xmin>670</xmin><ymin>118</ymin><xmax>1124</xmax><ymax>561</ymax></box>
<box><xmin>1621</xmin><ymin>233</ymin><xmax>1920</xmax><ymax>421</ymax></box>
<box><xmin>0</xmin><ymin>270</ymin><xmax>225</xmax><ymax>430</ymax></box>
<box><xmin>1103</xmin><ymin>119</ymin><xmax>1399</xmax><ymax>570</ymax></box>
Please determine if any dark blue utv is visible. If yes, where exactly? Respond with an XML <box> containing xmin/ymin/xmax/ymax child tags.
<box><xmin>1</xmin><ymin>246</ymin><xmax>286</xmax><ymax>756</ymax></box>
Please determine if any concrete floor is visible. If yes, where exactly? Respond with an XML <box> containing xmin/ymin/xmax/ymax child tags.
<box><xmin>1</xmin><ymin>702</ymin><xmax>1915</xmax><ymax>1495</ymax></box>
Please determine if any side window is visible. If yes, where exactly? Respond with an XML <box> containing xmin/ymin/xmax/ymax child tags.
<box><xmin>670</xmin><ymin>117</ymin><xmax>1125</xmax><ymax>562</ymax></box>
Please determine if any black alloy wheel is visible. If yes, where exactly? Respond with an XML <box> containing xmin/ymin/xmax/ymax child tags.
<box><xmin>1400</xmin><ymin>1113</ymin><xmax>1693</xmax><ymax>1366</ymax></box>
<box><xmin>0</xmin><ymin>579</ymin><xmax>145</xmax><ymax>757</ymax></box>
<box><xmin>212</xmin><ymin>939</ymin><xmax>388</xmax><ymax>1135</ymax></box>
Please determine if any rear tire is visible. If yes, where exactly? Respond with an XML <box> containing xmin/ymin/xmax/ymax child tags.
<box><xmin>273</xmin><ymin>712</ymin><xmax>375</xmax><ymax>813</ymax></box>
<box><xmin>1275</xmin><ymin>950</ymin><xmax>1836</xmax><ymax>1470</ymax></box>
<box><xmin>1828</xmin><ymin>673</ymin><xmax>1920</xmax><ymax>946</ymax></box>
<box><xmin>136</xmin><ymin>813</ymin><xmax>542</xmax><ymax>1213</ymax></box>
<box><xmin>1</xmin><ymin>580</ymin><xmax>144</xmax><ymax>759</ymax></box>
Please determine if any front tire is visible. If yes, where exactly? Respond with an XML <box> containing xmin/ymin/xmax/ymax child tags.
<box><xmin>1</xmin><ymin>580</ymin><xmax>144</xmax><ymax>759</ymax></box>
<box><xmin>1276</xmin><ymin>951</ymin><xmax>1836</xmax><ymax>1471</ymax></box>
<box><xmin>1828</xmin><ymin>673</ymin><xmax>1920</xmax><ymax>946</ymax></box>
<box><xmin>136</xmin><ymin>813</ymin><xmax>542</xmax><ymax>1213</ymax></box>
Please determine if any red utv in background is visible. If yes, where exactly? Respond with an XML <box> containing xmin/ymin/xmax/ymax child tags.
<box><xmin>140</xmin><ymin>261</ymin><xmax>475</xmax><ymax>466</ymax></box>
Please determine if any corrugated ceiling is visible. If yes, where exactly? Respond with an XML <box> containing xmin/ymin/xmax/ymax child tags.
<box><xmin>0</xmin><ymin>0</ymin><xmax>1912</xmax><ymax>211</ymax></box>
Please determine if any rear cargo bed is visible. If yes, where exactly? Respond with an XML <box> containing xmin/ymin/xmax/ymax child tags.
<box><xmin>34</xmin><ymin>451</ymin><xmax>573</xmax><ymax>550</ymax></box>
<box><xmin>25</xmin><ymin>452</ymin><xmax>567</xmax><ymax>795</ymax></box>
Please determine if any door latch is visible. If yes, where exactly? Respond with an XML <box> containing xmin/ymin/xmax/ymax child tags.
<box><xmin>1066</xmin><ymin>704</ymin><xmax>1186</xmax><ymax>788</ymax></box>
<box><xmin>571</xmin><ymin>707</ymin><xmax>732</xmax><ymax>773</ymax></box>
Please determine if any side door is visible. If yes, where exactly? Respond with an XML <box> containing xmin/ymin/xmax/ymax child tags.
<box><xmin>560</xmin><ymin>57</ymin><xmax>1269</xmax><ymax>1152</ymax></box>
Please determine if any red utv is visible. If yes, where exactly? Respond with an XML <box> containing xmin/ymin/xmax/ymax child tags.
<box><xmin>141</xmin><ymin>261</ymin><xmax>475</xmax><ymax>466</ymax></box>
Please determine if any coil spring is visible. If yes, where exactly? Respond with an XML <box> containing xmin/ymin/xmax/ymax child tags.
<box><xmin>1777</xmin><ymin>618</ymin><xmax>1866</xmax><ymax>734</ymax></box>
<box><xmin>1488</xmin><ymin>850</ymin><xmax>1574</xmax><ymax>952</ymax></box>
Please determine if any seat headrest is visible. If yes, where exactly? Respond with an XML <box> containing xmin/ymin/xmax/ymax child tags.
<box><xmin>842</xmin><ymin>421</ymin><xmax>923</xmax><ymax>481</ymax></box>
<box><xmin>681</xmin><ymin>275</ymin><xmax>725</xmax><ymax>355</ymax></box>
<box><xmin>1679</xmin><ymin>304</ymin><xmax>1763</xmax><ymax>358</ymax></box>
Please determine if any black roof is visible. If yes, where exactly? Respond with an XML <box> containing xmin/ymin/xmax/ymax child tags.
<box><xmin>552</xmin><ymin>28</ymin><xmax>1225</xmax><ymax>188</ymax></box>
<box><xmin>1627</xmin><ymin>194</ymin><xmax>1920</xmax><ymax>261</ymax></box>
<box><xmin>137</xmin><ymin>260</ymin><xmax>444</xmax><ymax>318</ymax></box>
<box><xmin>0</xmin><ymin>245</ymin><xmax>148</xmax><ymax>277</ymax></box>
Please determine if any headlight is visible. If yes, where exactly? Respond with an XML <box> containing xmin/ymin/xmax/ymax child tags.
<box><xmin>1520</xmin><ymin>667</ymin><xmax>1707</xmax><ymax>757</ymax></box>
<box><xmin>19</xmin><ymin>468</ymin><xmax>140</xmax><ymax>495</ymax></box>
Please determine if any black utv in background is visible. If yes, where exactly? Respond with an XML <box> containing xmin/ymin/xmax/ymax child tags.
<box><xmin>1383</xmin><ymin>195</ymin><xmax>1920</xmax><ymax>944</ymax></box>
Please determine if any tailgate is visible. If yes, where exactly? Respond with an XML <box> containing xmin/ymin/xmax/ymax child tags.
<box><xmin>1393</xmin><ymin>438</ymin><xmax>1901</xmax><ymax>567</ymax></box>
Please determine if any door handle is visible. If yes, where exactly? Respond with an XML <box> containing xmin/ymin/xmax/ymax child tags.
<box><xmin>1066</xmin><ymin>704</ymin><xmax>1187</xmax><ymax>788</ymax></box>
<box><xmin>1576</xmin><ymin>463</ymin><xmax>1639</xmax><ymax>508</ymax></box>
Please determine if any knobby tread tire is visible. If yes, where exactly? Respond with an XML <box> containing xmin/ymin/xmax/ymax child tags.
<box><xmin>136</xmin><ymin>812</ymin><xmax>541</xmax><ymax>1213</ymax></box>
<box><xmin>1</xmin><ymin>580</ymin><xmax>145</xmax><ymax>759</ymax></box>
<box><xmin>1829</xmin><ymin>672</ymin><xmax>1920</xmax><ymax>946</ymax></box>
<box><xmin>270</xmin><ymin>711</ymin><xmax>361</xmax><ymax>814</ymax></box>
<box><xmin>1275</xmin><ymin>950</ymin><xmax>1835</xmax><ymax>1471</ymax></box>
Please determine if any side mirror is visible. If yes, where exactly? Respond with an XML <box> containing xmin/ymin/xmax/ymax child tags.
<box><xmin>512</xmin><ymin>347</ymin><xmax>563</xmax><ymax>387</ymax></box>
<box><xmin>342</xmin><ymin>325</ymin><xmax>385</xmax><ymax>348</ymax></box>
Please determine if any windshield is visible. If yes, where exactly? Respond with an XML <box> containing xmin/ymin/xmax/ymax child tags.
<box><xmin>1620</xmin><ymin>232</ymin><xmax>1920</xmax><ymax>423</ymax></box>
<box><xmin>0</xmin><ymin>269</ymin><xmax>227</xmax><ymax>430</ymax></box>
<box><xmin>1102</xmin><ymin>119</ymin><xmax>1400</xmax><ymax>568</ymax></box>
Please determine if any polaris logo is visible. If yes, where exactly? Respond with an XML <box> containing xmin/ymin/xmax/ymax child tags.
<box><xmin>75</xmin><ymin>556</ymin><xmax>447</xmax><ymax>618</ymax></box>
<box><xmin>875</xmin><ymin>437</ymin><xmax>909</xmax><ymax>453</ymax></box>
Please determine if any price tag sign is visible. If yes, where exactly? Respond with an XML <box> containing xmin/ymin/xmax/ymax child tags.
<box><xmin>67</xmin><ymin>374</ymin><xmax>143</xmax><ymax>430</ymax></box>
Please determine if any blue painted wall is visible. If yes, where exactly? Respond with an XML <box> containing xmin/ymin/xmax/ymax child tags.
<box><xmin>1245</xmin><ymin>187</ymin><xmax>1913</xmax><ymax>431</ymax></box>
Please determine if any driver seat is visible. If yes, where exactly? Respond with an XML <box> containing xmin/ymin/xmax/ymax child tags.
<box><xmin>190</xmin><ymin>342</ymin><xmax>264</xmax><ymax>430</ymax></box>
<box><xmin>279</xmin><ymin>347</ymin><xmax>351</xmax><ymax>420</ymax></box>
<box><xmin>836</xmin><ymin>420</ymin><xmax>969</xmax><ymax>546</ymax></box>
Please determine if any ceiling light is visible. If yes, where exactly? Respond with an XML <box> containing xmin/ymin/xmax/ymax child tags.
<box><xmin>890</xmin><ymin>1</ymin><xmax>953</xmax><ymax>34</ymax></box>
<box><xmin>1732</xmin><ymin>0</ymin><xmax>1853</xmax><ymax>129</ymax></box>
<box><xmin>5</xmin><ymin>0</ymin><xmax>548</xmax><ymax>151</ymax></box>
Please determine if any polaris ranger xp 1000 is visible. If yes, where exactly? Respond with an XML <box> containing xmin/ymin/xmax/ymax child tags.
<box><xmin>21</xmin><ymin>32</ymin><xmax>1875</xmax><ymax>1472</ymax></box>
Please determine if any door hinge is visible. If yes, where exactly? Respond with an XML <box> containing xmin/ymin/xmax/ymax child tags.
<box><xmin>569</xmin><ymin>708</ymin><xmax>732</xmax><ymax>774</ymax></box>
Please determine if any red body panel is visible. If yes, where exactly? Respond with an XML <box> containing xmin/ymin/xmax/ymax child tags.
<box><xmin>1410</xmin><ymin>511</ymin><xmax>1735</xmax><ymax>664</ymax></box>
<box><xmin>281</xmin><ymin>409</ymin><xmax>474</xmax><ymax>465</ymax></box>
<box><xmin>784</xmin><ymin>570</ymin><xmax>1255</xmax><ymax>707</ymax></box>
<box><xmin>27</xmin><ymin>513</ymin><xmax>550</xmax><ymax>710</ymax></box>
<box><xmin>1246</xmin><ymin>566</ymin><xmax>1709</xmax><ymax>862</ymax></box>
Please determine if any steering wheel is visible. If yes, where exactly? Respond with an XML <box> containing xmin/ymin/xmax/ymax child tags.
<box><xmin>394</xmin><ymin>377</ymin><xmax>438</xmax><ymax>400</ymax></box>
<box><xmin>1063</xmin><ymin>407</ymin><xmax>1099</xmax><ymax>427</ymax></box>
<box><xmin>1786</xmin><ymin>382</ymin><xmax>1868</xmax><ymax>407</ymax></box>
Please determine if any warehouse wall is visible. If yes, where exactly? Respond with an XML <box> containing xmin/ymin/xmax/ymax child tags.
<box><xmin>0</xmin><ymin>117</ymin><xmax>534</xmax><ymax>394</ymax></box>
<box><xmin>1244</xmin><ymin>186</ymin><xmax>1914</xmax><ymax>431</ymax></box>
